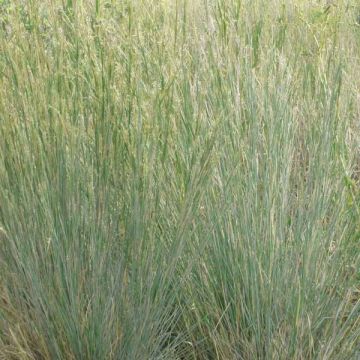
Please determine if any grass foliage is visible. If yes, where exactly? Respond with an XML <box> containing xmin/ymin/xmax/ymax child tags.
<box><xmin>0</xmin><ymin>0</ymin><xmax>359</xmax><ymax>359</ymax></box>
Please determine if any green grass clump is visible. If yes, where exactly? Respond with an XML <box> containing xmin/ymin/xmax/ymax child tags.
<box><xmin>0</xmin><ymin>1</ymin><xmax>359</xmax><ymax>359</ymax></box>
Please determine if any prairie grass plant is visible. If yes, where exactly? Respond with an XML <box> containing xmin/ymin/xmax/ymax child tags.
<box><xmin>0</xmin><ymin>0</ymin><xmax>359</xmax><ymax>359</ymax></box>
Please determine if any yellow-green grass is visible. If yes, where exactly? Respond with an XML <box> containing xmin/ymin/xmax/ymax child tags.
<box><xmin>0</xmin><ymin>1</ymin><xmax>359</xmax><ymax>359</ymax></box>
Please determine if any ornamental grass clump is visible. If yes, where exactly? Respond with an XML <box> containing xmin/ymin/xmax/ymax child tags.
<box><xmin>0</xmin><ymin>1</ymin><xmax>359</xmax><ymax>359</ymax></box>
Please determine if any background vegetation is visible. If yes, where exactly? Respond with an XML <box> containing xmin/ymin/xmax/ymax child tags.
<box><xmin>0</xmin><ymin>0</ymin><xmax>359</xmax><ymax>359</ymax></box>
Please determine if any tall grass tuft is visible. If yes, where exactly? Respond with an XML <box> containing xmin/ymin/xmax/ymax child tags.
<box><xmin>0</xmin><ymin>1</ymin><xmax>359</xmax><ymax>359</ymax></box>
